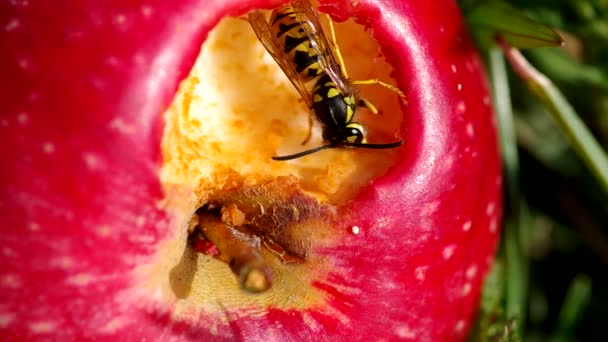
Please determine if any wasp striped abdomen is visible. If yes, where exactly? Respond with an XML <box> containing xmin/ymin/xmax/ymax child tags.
<box><xmin>269</xmin><ymin>6</ymin><xmax>324</xmax><ymax>82</ymax></box>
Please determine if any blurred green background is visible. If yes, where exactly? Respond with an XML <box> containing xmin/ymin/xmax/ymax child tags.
<box><xmin>458</xmin><ymin>1</ymin><xmax>608</xmax><ymax>341</ymax></box>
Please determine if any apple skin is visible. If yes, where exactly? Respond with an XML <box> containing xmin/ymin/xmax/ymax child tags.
<box><xmin>0</xmin><ymin>0</ymin><xmax>501</xmax><ymax>341</ymax></box>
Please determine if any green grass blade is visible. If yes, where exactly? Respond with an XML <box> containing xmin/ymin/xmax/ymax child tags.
<box><xmin>550</xmin><ymin>274</ymin><xmax>592</xmax><ymax>342</ymax></box>
<box><xmin>488</xmin><ymin>48</ymin><xmax>529</xmax><ymax>338</ymax></box>
<box><xmin>498</xmin><ymin>40</ymin><xmax>608</xmax><ymax>195</ymax></box>
<box><xmin>467</xmin><ymin>0</ymin><xmax>563</xmax><ymax>49</ymax></box>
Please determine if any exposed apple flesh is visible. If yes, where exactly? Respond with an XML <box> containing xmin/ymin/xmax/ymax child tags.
<box><xmin>0</xmin><ymin>0</ymin><xmax>502</xmax><ymax>341</ymax></box>
<box><xmin>159</xmin><ymin>11</ymin><xmax>405</xmax><ymax>296</ymax></box>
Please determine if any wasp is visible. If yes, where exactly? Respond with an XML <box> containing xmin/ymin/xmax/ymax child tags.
<box><xmin>248</xmin><ymin>0</ymin><xmax>405</xmax><ymax>161</ymax></box>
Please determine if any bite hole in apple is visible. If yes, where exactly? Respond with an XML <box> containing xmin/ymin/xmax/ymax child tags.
<box><xmin>146</xmin><ymin>2</ymin><xmax>404</xmax><ymax>314</ymax></box>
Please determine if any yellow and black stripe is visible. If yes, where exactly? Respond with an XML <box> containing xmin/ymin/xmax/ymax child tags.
<box><xmin>269</xmin><ymin>7</ymin><xmax>324</xmax><ymax>82</ymax></box>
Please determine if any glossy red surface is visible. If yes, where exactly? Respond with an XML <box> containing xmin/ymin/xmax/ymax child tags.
<box><xmin>0</xmin><ymin>0</ymin><xmax>501</xmax><ymax>340</ymax></box>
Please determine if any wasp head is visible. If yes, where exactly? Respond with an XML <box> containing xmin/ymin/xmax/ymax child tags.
<box><xmin>323</xmin><ymin>122</ymin><xmax>366</xmax><ymax>146</ymax></box>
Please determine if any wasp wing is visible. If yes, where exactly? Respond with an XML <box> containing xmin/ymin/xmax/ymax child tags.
<box><xmin>248</xmin><ymin>10</ymin><xmax>314</xmax><ymax>108</ymax></box>
<box><xmin>289</xmin><ymin>0</ymin><xmax>352</xmax><ymax>95</ymax></box>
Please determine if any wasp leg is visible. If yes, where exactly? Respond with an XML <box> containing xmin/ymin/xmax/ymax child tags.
<box><xmin>352</xmin><ymin>79</ymin><xmax>407</xmax><ymax>104</ymax></box>
<box><xmin>323</xmin><ymin>14</ymin><xmax>404</xmax><ymax>104</ymax></box>
<box><xmin>325</xmin><ymin>14</ymin><xmax>349</xmax><ymax>79</ymax></box>
<box><xmin>301</xmin><ymin>113</ymin><xmax>314</xmax><ymax>145</ymax></box>
<box><xmin>358</xmin><ymin>98</ymin><xmax>379</xmax><ymax>115</ymax></box>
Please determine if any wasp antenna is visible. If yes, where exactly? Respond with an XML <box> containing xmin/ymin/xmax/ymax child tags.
<box><xmin>345</xmin><ymin>140</ymin><xmax>403</xmax><ymax>149</ymax></box>
<box><xmin>272</xmin><ymin>145</ymin><xmax>334</xmax><ymax>161</ymax></box>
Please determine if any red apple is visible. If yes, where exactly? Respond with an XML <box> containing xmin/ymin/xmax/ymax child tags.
<box><xmin>0</xmin><ymin>0</ymin><xmax>502</xmax><ymax>340</ymax></box>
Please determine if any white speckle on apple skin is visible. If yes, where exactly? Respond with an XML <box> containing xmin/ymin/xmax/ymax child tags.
<box><xmin>483</xmin><ymin>95</ymin><xmax>491</xmax><ymax>106</ymax></box>
<box><xmin>141</xmin><ymin>5</ymin><xmax>153</xmax><ymax>18</ymax></box>
<box><xmin>66</xmin><ymin>273</ymin><xmax>95</xmax><ymax>286</ymax></box>
<box><xmin>105</xmin><ymin>55</ymin><xmax>120</xmax><ymax>67</ymax></box>
<box><xmin>454</xmin><ymin>319</ymin><xmax>465</xmax><ymax>332</ymax></box>
<box><xmin>135</xmin><ymin>215</ymin><xmax>146</xmax><ymax>227</ymax></box>
<box><xmin>442</xmin><ymin>244</ymin><xmax>456</xmax><ymax>260</ymax></box>
<box><xmin>42</xmin><ymin>142</ymin><xmax>55</xmax><ymax>154</ymax></box>
<box><xmin>457</xmin><ymin>83</ymin><xmax>462</xmax><ymax>91</ymax></box>
<box><xmin>2</xmin><ymin>247</ymin><xmax>17</xmax><ymax>257</ymax></box>
<box><xmin>462</xmin><ymin>220</ymin><xmax>472</xmax><ymax>232</ymax></box>
<box><xmin>2</xmin><ymin>274</ymin><xmax>21</xmax><ymax>288</ymax></box>
<box><xmin>83</xmin><ymin>153</ymin><xmax>101</xmax><ymax>170</ymax></box>
<box><xmin>28</xmin><ymin>320</ymin><xmax>57</xmax><ymax>334</ymax></box>
<box><xmin>90</xmin><ymin>76</ymin><xmax>109</xmax><ymax>91</ymax></box>
<box><xmin>133</xmin><ymin>52</ymin><xmax>147</xmax><ymax>66</ymax></box>
<box><xmin>395</xmin><ymin>325</ymin><xmax>415</xmax><ymax>338</ymax></box>
<box><xmin>99</xmin><ymin>317</ymin><xmax>128</xmax><ymax>334</ymax></box>
<box><xmin>96</xmin><ymin>225</ymin><xmax>111</xmax><ymax>237</ymax></box>
<box><xmin>414</xmin><ymin>266</ymin><xmax>426</xmax><ymax>281</ymax></box>
<box><xmin>128</xmin><ymin>234</ymin><xmax>155</xmax><ymax>244</ymax></box>
<box><xmin>208</xmin><ymin>323</ymin><xmax>219</xmax><ymax>336</ymax></box>
<box><xmin>423</xmin><ymin>200</ymin><xmax>440</xmax><ymax>216</ymax></box>
<box><xmin>378</xmin><ymin>278</ymin><xmax>398</xmax><ymax>290</ymax></box>
<box><xmin>489</xmin><ymin>218</ymin><xmax>498</xmax><ymax>234</ymax></box>
<box><xmin>456</xmin><ymin>101</ymin><xmax>466</xmax><ymax>114</ymax></box>
<box><xmin>451</xmin><ymin>64</ymin><xmax>457</xmax><ymax>74</ymax></box>
<box><xmin>5</xmin><ymin>18</ymin><xmax>20</xmax><ymax>32</ymax></box>
<box><xmin>114</xmin><ymin>14</ymin><xmax>127</xmax><ymax>26</ymax></box>
<box><xmin>27</xmin><ymin>91</ymin><xmax>40</xmax><ymax>103</ymax></box>
<box><xmin>466</xmin><ymin>123</ymin><xmax>474</xmax><ymax>138</ymax></box>
<box><xmin>17</xmin><ymin>56</ymin><xmax>33</xmax><ymax>71</ymax></box>
<box><xmin>461</xmin><ymin>283</ymin><xmax>472</xmax><ymax>296</ymax></box>
<box><xmin>375</xmin><ymin>216</ymin><xmax>390</xmax><ymax>229</ymax></box>
<box><xmin>16</xmin><ymin>112</ymin><xmax>28</xmax><ymax>124</ymax></box>
<box><xmin>465</xmin><ymin>265</ymin><xmax>477</xmax><ymax>279</ymax></box>
<box><xmin>350</xmin><ymin>225</ymin><xmax>360</xmax><ymax>234</ymax></box>
<box><xmin>28</xmin><ymin>222</ymin><xmax>40</xmax><ymax>231</ymax></box>
<box><xmin>0</xmin><ymin>313</ymin><xmax>15</xmax><ymax>328</ymax></box>
<box><xmin>486</xmin><ymin>202</ymin><xmax>495</xmax><ymax>216</ymax></box>
<box><xmin>442</xmin><ymin>154</ymin><xmax>455</xmax><ymax>171</ymax></box>
<box><xmin>51</xmin><ymin>256</ymin><xmax>75</xmax><ymax>270</ymax></box>
<box><xmin>108</xmin><ymin>117</ymin><xmax>136</xmax><ymax>135</ymax></box>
